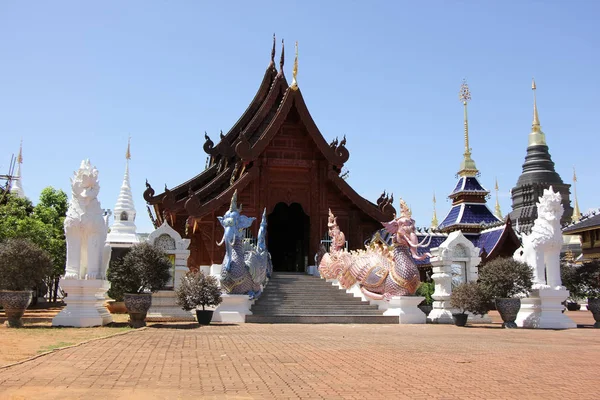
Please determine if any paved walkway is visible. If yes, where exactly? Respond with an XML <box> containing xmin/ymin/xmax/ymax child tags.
<box><xmin>1</xmin><ymin>322</ymin><xmax>599</xmax><ymax>400</ymax></box>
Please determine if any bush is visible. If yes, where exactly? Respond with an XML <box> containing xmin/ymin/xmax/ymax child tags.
<box><xmin>107</xmin><ymin>242</ymin><xmax>172</xmax><ymax>296</ymax></box>
<box><xmin>562</xmin><ymin>261</ymin><xmax>600</xmax><ymax>299</ymax></box>
<box><xmin>450</xmin><ymin>281</ymin><xmax>490</xmax><ymax>315</ymax></box>
<box><xmin>416</xmin><ymin>281</ymin><xmax>434</xmax><ymax>306</ymax></box>
<box><xmin>0</xmin><ymin>238</ymin><xmax>52</xmax><ymax>291</ymax></box>
<box><xmin>478</xmin><ymin>257</ymin><xmax>533</xmax><ymax>299</ymax></box>
<box><xmin>176</xmin><ymin>271</ymin><xmax>222</xmax><ymax>311</ymax></box>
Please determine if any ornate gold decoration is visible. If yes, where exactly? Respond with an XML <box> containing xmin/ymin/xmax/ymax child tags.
<box><xmin>17</xmin><ymin>139</ymin><xmax>23</xmax><ymax>164</ymax></box>
<box><xmin>291</xmin><ymin>41</ymin><xmax>299</xmax><ymax>90</ymax></box>
<box><xmin>572</xmin><ymin>166</ymin><xmax>581</xmax><ymax>222</ymax></box>
<box><xmin>125</xmin><ymin>137</ymin><xmax>131</xmax><ymax>160</ymax></box>
<box><xmin>494</xmin><ymin>178</ymin><xmax>502</xmax><ymax>219</ymax></box>
<box><xmin>399</xmin><ymin>198</ymin><xmax>412</xmax><ymax>219</ymax></box>
<box><xmin>431</xmin><ymin>192</ymin><xmax>438</xmax><ymax>228</ymax></box>
<box><xmin>458</xmin><ymin>79</ymin><xmax>478</xmax><ymax>177</ymax></box>
<box><xmin>529</xmin><ymin>78</ymin><xmax>547</xmax><ymax>146</ymax></box>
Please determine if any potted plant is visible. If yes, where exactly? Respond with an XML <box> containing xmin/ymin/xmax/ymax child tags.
<box><xmin>478</xmin><ymin>257</ymin><xmax>533</xmax><ymax>328</ymax></box>
<box><xmin>560</xmin><ymin>261</ymin><xmax>585</xmax><ymax>311</ymax></box>
<box><xmin>0</xmin><ymin>239</ymin><xmax>52</xmax><ymax>328</ymax></box>
<box><xmin>576</xmin><ymin>261</ymin><xmax>600</xmax><ymax>328</ymax></box>
<box><xmin>449</xmin><ymin>281</ymin><xmax>490</xmax><ymax>326</ymax></box>
<box><xmin>175</xmin><ymin>271</ymin><xmax>223</xmax><ymax>325</ymax></box>
<box><xmin>107</xmin><ymin>242</ymin><xmax>172</xmax><ymax>328</ymax></box>
<box><xmin>416</xmin><ymin>281</ymin><xmax>434</xmax><ymax>316</ymax></box>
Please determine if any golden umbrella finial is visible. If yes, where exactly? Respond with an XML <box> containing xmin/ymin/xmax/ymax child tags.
<box><xmin>291</xmin><ymin>41</ymin><xmax>299</xmax><ymax>90</ymax></box>
<box><xmin>529</xmin><ymin>78</ymin><xmax>546</xmax><ymax>146</ymax></box>
<box><xmin>458</xmin><ymin>79</ymin><xmax>477</xmax><ymax>177</ymax></box>
<box><xmin>125</xmin><ymin>136</ymin><xmax>131</xmax><ymax>160</ymax></box>
<box><xmin>431</xmin><ymin>192</ymin><xmax>438</xmax><ymax>228</ymax></box>
<box><xmin>494</xmin><ymin>177</ymin><xmax>502</xmax><ymax>219</ymax></box>
<box><xmin>572</xmin><ymin>166</ymin><xmax>581</xmax><ymax>222</ymax></box>
<box><xmin>17</xmin><ymin>139</ymin><xmax>23</xmax><ymax>164</ymax></box>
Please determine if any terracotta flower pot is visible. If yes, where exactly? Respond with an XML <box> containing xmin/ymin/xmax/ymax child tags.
<box><xmin>588</xmin><ymin>298</ymin><xmax>600</xmax><ymax>328</ymax></box>
<box><xmin>495</xmin><ymin>298</ymin><xmax>521</xmax><ymax>329</ymax></box>
<box><xmin>195</xmin><ymin>310</ymin><xmax>214</xmax><ymax>325</ymax></box>
<box><xmin>124</xmin><ymin>293</ymin><xmax>152</xmax><ymax>328</ymax></box>
<box><xmin>0</xmin><ymin>290</ymin><xmax>33</xmax><ymax>328</ymax></box>
<box><xmin>106</xmin><ymin>300</ymin><xmax>128</xmax><ymax>314</ymax></box>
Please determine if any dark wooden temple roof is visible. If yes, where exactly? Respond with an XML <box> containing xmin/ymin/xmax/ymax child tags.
<box><xmin>144</xmin><ymin>41</ymin><xmax>395</xmax><ymax>223</ymax></box>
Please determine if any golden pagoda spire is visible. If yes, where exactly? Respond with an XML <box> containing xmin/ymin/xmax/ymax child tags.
<box><xmin>291</xmin><ymin>41</ymin><xmax>299</xmax><ymax>91</ymax></box>
<box><xmin>125</xmin><ymin>136</ymin><xmax>131</xmax><ymax>160</ymax></box>
<box><xmin>431</xmin><ymin>192</ymin><xmax>439</xmax><ymax>228</ymax></box>
<box><xmin>529</xmin><ymin>78</ymin><xmax>547</xmax><ymax>146</ymax></box>
<box><xmin>17</xmin><ymin>139</ymin><xmax>23</xmax><ymax>164</ymax></box>
<box><xmin>572</xmin><ymin>166</ymin><xmax>581</xmax><ymax>222</ymax></box>
<box><xmin>494</xmin><ymin>177</ymin><xmax>502</xmax><ymax>219</ymax></box>
<box><xmin>458</xmin><ymin>79</ymin><xmax>478</xmax><ymax>177</ymax></box>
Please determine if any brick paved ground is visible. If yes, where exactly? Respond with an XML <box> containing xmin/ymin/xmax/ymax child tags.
<box><xmin>1</xmin><ymin>316</ymin><xmax>599</xmax><ymax>400</ymax></box>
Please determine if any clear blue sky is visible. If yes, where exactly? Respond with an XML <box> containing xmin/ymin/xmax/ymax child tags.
<box><xmin>1</xmin><ymin>1</ymin><xmax>598</xmax><ymax>233</ymax></box>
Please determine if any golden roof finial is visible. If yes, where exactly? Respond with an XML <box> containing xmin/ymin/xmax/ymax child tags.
<box><xmin>17</xmin><ymin>139</ymin><xmax>23</xmax><ymax>164</ymax></box>
<box><xmin>572</xmin><ymin>166</ymin><xmax>581</xmax><ymax>222</ymax></box>
<box><xmin>291</xmin><ymin>41</ymin><xmax>299</xmax><ymax>91</ymax></box>
<box><xmin>458</xmin><ymin>79</ymin><xmax>478</xmax><ymax>177</ymax></box>
<box><xmin>125</xmin><ymin>137</ymin><xmax>131</xmax><ymax>160</ymax></box>
<box><xmin>529</xmin><ymin>78</ymin><xmax>547</xmax><ymax>146</ymax></box>
<box><xmin>494</xmin><ymin>177</ymin><xmax>502</xmax><ymax>219</ymax></box>
<box><xmin>431</xmin><ymin>192</ymin><xmax>438</xmax><ymax>228</ymax></box>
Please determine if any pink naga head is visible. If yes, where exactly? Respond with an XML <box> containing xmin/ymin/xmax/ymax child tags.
<box><xmin>382</xmin><ymin>199</ymin><xmax>415</xmax><ymax>246</ymax></box>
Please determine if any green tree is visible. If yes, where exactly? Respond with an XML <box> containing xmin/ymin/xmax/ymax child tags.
<box><xmin>0</xmin><ymin>188</ymin><xmax>68</xmax><ymax>302</ymax></box>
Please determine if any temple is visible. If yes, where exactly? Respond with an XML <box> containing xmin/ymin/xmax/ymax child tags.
<box><xmin>373</xmin><ymin>81</ymin><xmax>520</xmax><ymax>275</ymax></box>
<box><xmin>509</xmin><ymin>79</ymin><xmax>573</xmax><ymax>233</ymax></box>
<box><xmin>144</xmin><ymin>37</ymin><xmax>396</xmax><ymax>272</ymax></box>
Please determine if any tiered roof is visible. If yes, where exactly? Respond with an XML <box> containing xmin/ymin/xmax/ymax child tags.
<box><xmin>144</xmin><ymin>37</ymin><xmax>395</xmax><ymax>223</ymax></box>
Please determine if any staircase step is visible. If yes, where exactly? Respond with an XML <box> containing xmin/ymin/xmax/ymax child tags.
<box><xmin>246</xmin><ymin>315</ymin><xmax>398</xmax><ymax>324</ymax></box>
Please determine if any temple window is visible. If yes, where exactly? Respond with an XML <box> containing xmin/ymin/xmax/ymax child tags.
<box><xmin>120</xmin><ymin>211</ymin><xmax>128</xmax><ymax>221</ymax></box>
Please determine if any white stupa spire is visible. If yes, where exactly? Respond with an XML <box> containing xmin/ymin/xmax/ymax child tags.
<box><xmin>10</xmin><ymin>140</ymin><xmax>25</xmax><ymax>198</ymax></box>
<box><xmin>106</xmin><ymin>138</ymin><xmax>138</xmax><ymax>244</ymax></box>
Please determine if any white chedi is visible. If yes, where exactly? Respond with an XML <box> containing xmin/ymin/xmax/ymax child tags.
<box><xmin>514</xmin><ymin>186</ymin><xmax>564</xmax><ymax>289</ymax></box>
<box><xmin>64</xmin><ymin>160</ymin><xmax>109</xmax><ymax>279</ymax></box>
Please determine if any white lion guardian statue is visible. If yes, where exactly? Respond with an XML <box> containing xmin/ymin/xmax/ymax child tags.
<box><xmin>64</xmin><ymin>160</ymin><xmax>108</xmax><ymax>279</ymax></box>
<box><xmin>514</xmin><ymin>186</ymin><xmax>564</xmax><ymax>289</ymax></box>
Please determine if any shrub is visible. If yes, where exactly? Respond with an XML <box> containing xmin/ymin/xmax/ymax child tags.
<box><xmin>176</xmin><ymin>271</ymin><xmax>222</xmax><ymax>311</ymax></box>
<box><xmin>450</xmin><ymin>281</ymin><xmax>490</xmax><ymax>315</ymax></box>
<box><xmin>107</xmin><ymin>242</ymin><xmax>172</xmax><ymax>295</ymax></box>
<box><xmin>572</xmin><ymin>261</ymin><xmax>600</xmax><ymax>299</ymax></box>
<box><xmin>478</xmin><ymin>257</ymin><xmax>533</xmax><ymax>299</ymax></box>
<box><xmin>561</xmin><ymin>262</ymin><xmax>586</xmax><ymax>301</ymax></box>
<box><xmin>0</xmin><ymin>238</ymin><xmax>52</xmax><ymax>291</ymax></box>
<box><xmin>416</xmin><ymin>281</ymin><xmax>434</xmax><ymax>306</ymax></box>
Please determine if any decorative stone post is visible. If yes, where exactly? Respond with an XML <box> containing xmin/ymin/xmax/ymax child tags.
<box><xmin>146</xmin><ymin>221</ymin><xmax>192</xmax><ymax>321</ymax></box>
<box><xmin>427</xmin><ymin>231</ymin><xmax>488</xmax><ymax>323</ymax></box>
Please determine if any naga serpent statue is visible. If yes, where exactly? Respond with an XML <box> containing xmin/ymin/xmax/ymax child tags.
<box><xmin>318</xmin><ymin>209</ymin><xmax>348</xmax><ymax>279</ymax></box>
<box><xmin>218</xmin><ymin>191</ymin><xmax>270</xmax><ymax>298</ymax></box>
<box><xmin>333</xmin><ymin>200</ymin><xmax>432</xmax><ymax>301</ymax></box>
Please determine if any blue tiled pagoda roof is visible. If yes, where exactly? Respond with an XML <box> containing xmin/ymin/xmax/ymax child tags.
<box><xmin>438</xmin><ymin>203</ymin><xmax>501</xmax><ymax>230</ymax></box>
<box><xmin>449</xmin><ymin>176</ymin><xmax>489</xmax><ymax>198</ymax></box>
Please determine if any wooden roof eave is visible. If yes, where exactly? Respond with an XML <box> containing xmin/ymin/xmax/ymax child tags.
<box><xmin>486</xmin><ymin>220</ymin><xmax>522</xmax><ymax>259</ymax></box>
<box><xmin>234</xmin><ymin>88</ymin><xmax>350</xmax><ymax>166</ymax></box>
<box><xmin>185</xmin><ymin>166</ymin><xmax>260</xmax><ymax>219</ymax></box>
<box><xmin>145</xmin><ymin>164</ymin><xmax>220</xmax><ymax>205</ymax></box>
<box><xmin>327</xmin><ymin>169</ymin><xmax>395</xmax><ymax>223</ymax></box>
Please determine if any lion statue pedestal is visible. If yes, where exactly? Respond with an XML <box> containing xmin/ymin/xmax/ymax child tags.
<box><xmin>52</xmin><ymin>160</ymin><xmax>112</xmax><ymax>327</ymax></box>
<box><xmin>514</xmin><ymin>187</ymin><xmax>576</xmax><ymax>329</ymax></box>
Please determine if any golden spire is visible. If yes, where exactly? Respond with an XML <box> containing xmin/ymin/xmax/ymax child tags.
<box><xmin>125</xmin><ymin>137</ymin><xmax>131</xmax><ymax>160</ymax></box>
<box><xmin>431</xmin><ymin>192</ymin><xmax>438</xmax><ymax>228</ymax></box>
<box><xmin>494</xmin><ymin>177</ymin><xmax>502</xmax><ymax>219</ymax></box>
<box><xmin>572</xmin><ymin>166</ymin><xmax>581</xmax><ymax>222</ymax></box>
<box><xmin>291</xmin><ymin>41</ymin><xmax>299</xmax><ymax>91</ymax></box>
<box><xmin>529</xmin><ymin>78</ymin><xmax>547</xmax><ymax>146</ymax></box>
<box><xmin>17</xmin><ymin>139</ymin><xmax>23</xmax><ymax>164</ymax></box>
<box><xmin>458</xmin><ymin>79</ymin><xmax>478</xmax><ymax>177</ymax></box>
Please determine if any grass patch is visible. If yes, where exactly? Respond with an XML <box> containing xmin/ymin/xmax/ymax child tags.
<box><xmin>37</xmin><ymin>342</ymin><xmax>75</xmax><ymax>354</ymax></box>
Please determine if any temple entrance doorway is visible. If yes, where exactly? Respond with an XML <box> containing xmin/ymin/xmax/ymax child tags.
<box><xmin>267</xmin><ymin>202</ymin><xmax>310</xmax><ymax>272</ymax></box>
